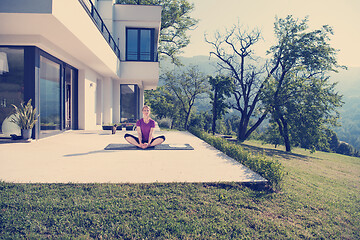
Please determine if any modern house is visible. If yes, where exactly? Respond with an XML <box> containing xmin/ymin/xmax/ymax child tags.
<box><xmin>0</xmin><ymin>0</ymin><xmax>161</xmax><ymax>139</ymax></box>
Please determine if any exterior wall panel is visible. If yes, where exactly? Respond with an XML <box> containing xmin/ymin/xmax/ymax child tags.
<box><xmin>102</xmin><ymin>78</ymin><xmax>113</xmax><ymax>125</ymax></box>
<box><xmin>119</xmin><ymin>61</ymin><xmax>159</xmax><ymax>90</ymax></box>
<box><xmin>83</xmin><ymin>70</ymin><xmax>100</xmax><ymax>130</ymax></box>
<box><xmin>52</xmin><ymin>0</ymin><xmax>119</xmax><ymax>77</ymax></box>
<box><xmin>0</xmin><ymin>0</ymin><xmax>52</xmax><ymax>14</ymax></box>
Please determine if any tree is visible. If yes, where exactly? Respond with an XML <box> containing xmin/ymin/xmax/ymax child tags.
<box><xmin>206</xmin><ymin>16</ymin><xmax>344</xmax><ymax>152</ymax></box>
<box><xmin>205</xmin><ymin>23</ymin><xmax>267</xmax><ymax>142</ymax></box>
<box><xmin>261</xmin><ymin>121</ymin><xmax>284</xmax><ymax>148</ymax></box>
<box><xmin>208</xmin><ymin>75</ymin><xmax>233</xmax><ymax>134</ymax></box>
<box><xmin>116</xmin><ymin>0</ymin><xmax>198</xmax><ymax>64</ymax></box>
<box><xmin>263</xmin><ymin>15</ymin><xmax>344</xmax><ymax>152</ymax></box>
<box><xmin>162</xmin><ymin>65</ymin><xmax>208</xmax><ymax>130</ymax></box>
<box><xmin>189</xmin><ymin>111</ymin><xmax>212</xmax><ymax>133</ymax></box>
<box><xmin>144</xmin><ymin>86</ymin><xmax>180</xmax><ymax>127</ymax></box>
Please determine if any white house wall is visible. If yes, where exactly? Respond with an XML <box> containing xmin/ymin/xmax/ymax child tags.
<box><xmin>95</xmin><ymin>79</ymin><xmax>103</xmax><ymax>126</ymax></box>
<box><xmin>112</xmin><ymin>4</ymin><xmax>161</xmax><ymax>90</ymax></box>
<box><xmin>52</xmin><ymin>0</ymin><xmax>119</xmax><ymax>78</ymax></box>
<box><xmin>81</xmin><ymin>69</ymin><xmax>99</xmax><ymax>130</ymax></box>
<box><xmin>120</xmin><ymin>62</ymin><xmax>159</xmax><ymax>90</ymax></box>
<box><xmin>102</xmin><ymin>78</ymin><xmax>113</xmax><ymax>125</ymax></box>
<box><xmin>0</xmin><ymin>0</ymin><xmax>120</xmax><ymax>78</ymax></box>
<box><xmin>97</xmin><ymin>0</ymin><xmax>114</xmax><ymax>36</ymax></box>
<box><xmin>78</xmin><ymin>68</ymin><xmax>118</xmax><ymax>130</ymax></box>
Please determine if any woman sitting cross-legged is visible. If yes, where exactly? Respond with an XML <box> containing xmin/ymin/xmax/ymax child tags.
<box><xmin>124</xmin><ymin>105</ymin><xmax>165</xmax><ymax>149</ymax></box>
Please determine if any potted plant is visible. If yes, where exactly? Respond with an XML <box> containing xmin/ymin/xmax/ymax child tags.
<box><xmin>102</xmin><ymin>123</ymin><xmax>122</xmax><ymax>130</ymax></box>
<box><xmin>10</xmin><ymin>99</ymin><xmax>39</xmax><ymax>140</ymax></box>
<box><xmin>125</xmin><ymin>123</ymin><xmax>136</xmax><ymax>131</ymax></box>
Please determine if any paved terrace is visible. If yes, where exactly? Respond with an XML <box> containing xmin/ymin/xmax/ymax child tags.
<box><xmin>0</xmin><ymin>130</ymin><xmax>266</xmax><ymax>184</ymax></box>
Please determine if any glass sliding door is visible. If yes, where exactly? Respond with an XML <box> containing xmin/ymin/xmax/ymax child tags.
<box><xmin>39</xmin><ymin>55</ymin><xmax>61</xmax><ymax>136</ymax></box>
<box><xmin>120</xmin><ymin>84</ymin><xmax>139</xmax><ymax>122</ymax></box>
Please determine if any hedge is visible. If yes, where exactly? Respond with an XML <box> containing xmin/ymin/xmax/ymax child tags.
<box><xmin>189</xmin><ymin>128</ymin><xmax>286</xmax><ymax>190</ymax></box>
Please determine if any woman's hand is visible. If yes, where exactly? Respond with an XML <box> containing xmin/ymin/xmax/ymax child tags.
<box><xmin>140</xmin><ymin>143</ymin><xmax>149</xmax><ymax>149</ymax></box>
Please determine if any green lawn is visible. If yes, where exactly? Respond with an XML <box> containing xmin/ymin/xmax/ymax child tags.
<box><xmin>0</xmin><ymin>141</ymin><xmax>359</xmax><ymax>239</ymax></box>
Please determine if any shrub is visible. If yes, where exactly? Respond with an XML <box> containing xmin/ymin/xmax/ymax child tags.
<box><xmin>189</xmin><ymin>112</ymin><xmax>212</xmax><ymax>132</ymax></box>
<box><xmin>336</xmin><ymin>141</ymin><xmax>354</xmax><ymax>156</ymax></box>
<box><xmin>157</xmin><ymin>117</ymin><xmax>172</xmax><ymax>129</ymax></box>
<box><xmin>189</xmin><ymin>127</ymin><xmax>286</xmax><ymax>190</ymax></box>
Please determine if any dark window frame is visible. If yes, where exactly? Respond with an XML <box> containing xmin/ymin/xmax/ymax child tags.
<box><xmin>126</xmin><ymin>28</ymin><xmax>156</xmax><ymax>62</ymax></box>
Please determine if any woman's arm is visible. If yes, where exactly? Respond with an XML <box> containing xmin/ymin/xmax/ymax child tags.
<box><xmin>148</xmin><ymin>127</ymin><xmax>155</xmax><ymax>144</ymax></box>
<box><xmin>136</xmin><ymin>126</ymin><xmax>143</xmax><ymax>144</ymax></box>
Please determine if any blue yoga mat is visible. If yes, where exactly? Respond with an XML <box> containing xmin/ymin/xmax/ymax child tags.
<box><xmin>104</xmin><ymin>143</ymin><xmax>194</xmax><ymax>150</ymax></box>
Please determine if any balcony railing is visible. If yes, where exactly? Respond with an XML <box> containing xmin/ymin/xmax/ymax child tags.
<box><xmin>78</xmin><ymin>0</ymin><xmax>120</xmax><ymax>60</ymax></box>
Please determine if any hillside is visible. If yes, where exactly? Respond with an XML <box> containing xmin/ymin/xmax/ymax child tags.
<box><xmin>330</xmin><ymin>67</ymin><xmax>360</xmax><ymax>150</ymax></box>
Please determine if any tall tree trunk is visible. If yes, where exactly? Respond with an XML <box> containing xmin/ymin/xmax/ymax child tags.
<box><xmin>184</xmin><ymin>110</ymin><xmax>191</xmax><ymax>130</ymax></box>
<box><xmin>212</xmin><ymin>115</ymin><xmax>216</xmax><ymax>135</ymax></box>
<box><xmin>276</xmin><ymin>117</ymin><xmax>291</xmax><ymax>152</ymax></box>
<box><xmin>211</xmin><ymin>91</ymin><xmax>218</xmax><ymax>135</ymax></box>
<box><xmin>244</xmin><ymin>112</ymin><xmax>268</xmax><ymax>139</ymax></box>
<box><xmin>237</xmin><ymin>114</ymin><xmax>249</xmax><ymax>142</ymax></box>
<box><xmin>280</xmin><ymin>116</ymin><xmax>291</xmax><ymax>152</ymax></box>
<box><xmin>238</xmin><ymin>128</ymin><xmax>246</xmax><ymax>142</ymax></box>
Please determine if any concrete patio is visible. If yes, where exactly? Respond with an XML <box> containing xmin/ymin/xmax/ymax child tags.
<box><xmin>0</xmin><ymin>130</ymin><xmax>267</xmax><ymax>184</ymax></box>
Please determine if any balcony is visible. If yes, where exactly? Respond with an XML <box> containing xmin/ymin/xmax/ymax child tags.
<box><xmin>78</xmin><ymin>0</ymin><xmax>120</xmax><ymax>60</ymax></box>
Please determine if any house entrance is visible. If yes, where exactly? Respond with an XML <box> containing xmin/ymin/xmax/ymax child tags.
<box><xmin>39</xmin><ymin>54</ymin><xmax>78</xmax><ymax>138</ymax></box>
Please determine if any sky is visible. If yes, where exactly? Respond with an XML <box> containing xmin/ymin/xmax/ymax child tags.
<box><xmin>181</xmin><ymin>0</ymin><xmax>360</xmax><ymax>67</ymax></box>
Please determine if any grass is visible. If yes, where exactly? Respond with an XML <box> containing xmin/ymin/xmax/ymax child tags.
<box><xmin>1</xmin><ymin>141</ymin><xmax>359</xmax><ymax>239</ymax></box>
<box><xmin>188</xmin><ymin>128</ymin><xmax>285</xmax><ymax>189</ymax></box>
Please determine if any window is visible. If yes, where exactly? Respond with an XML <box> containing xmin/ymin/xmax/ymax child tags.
<box><xmin>0</xmin><ymin>46</ymin><xmax>78</xmax><ymax>139</ymax></box>
<box><xmin>39</xmin><ymin>55</ymin><xmax>61</xmax><ymax>135</ymax></box>
<box><xmin>126</xmin><ymin>28</ymin><xmax>156</xmax><ymax>61</ymax></box>
<box><xmin>120</xmin><ymin>84</ymin><xmax>140</xmax><ymax>122</ymax></box>
<box><xmin>0</xmin><ymin>47</ymin><xmax>24</xmax><ymax>136</ymax></box>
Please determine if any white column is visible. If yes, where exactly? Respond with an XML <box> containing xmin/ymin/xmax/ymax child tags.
<box><xmin>84</xmin><ymin>70</ymin><xmax>99</xmax><ymax>130</ymax></box>
<box><xmin>102</xmin><ymin>78</ymin><xmax>113</xmax><ymax>124</ymax></box>
<box><xmin>113</xmin><ymin>80</ymin><xmax>120</xmax><ymax>123</ymax></box>
<box><xmin>77</xmin><ymin>70</ymin><xmax>86</xmax><ymax>130</ymax></box>
<box><xmin>95</xmin><ymin>78</ymin><xmax>103</xmax><ymax>126</ymax></box>
<box><xmin>139</xmin><ymin>84</ymin><xmax>144</xmax><ymax>118</ymax></box>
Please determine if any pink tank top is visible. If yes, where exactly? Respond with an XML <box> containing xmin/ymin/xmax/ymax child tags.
<box><xmin>136</xmin><ymin>118</ymin><xmax>155</xmax><ymax>141</ymax></box>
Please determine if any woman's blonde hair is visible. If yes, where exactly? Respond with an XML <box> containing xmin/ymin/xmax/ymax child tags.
<box><xmin>142</xmin><ymin>105</ymin><xmax>151</xmax><ymax>111</ymax></box>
